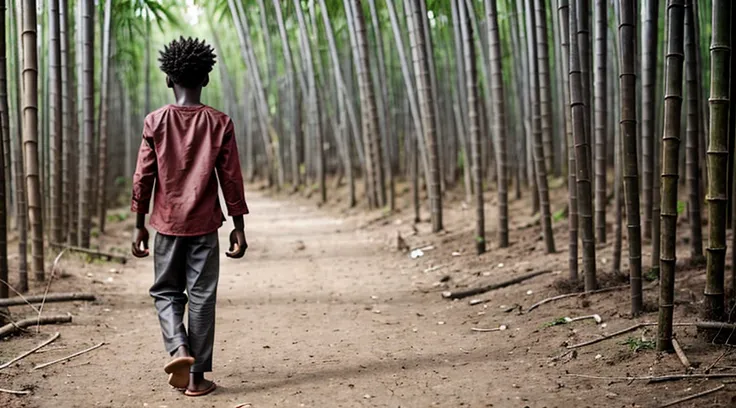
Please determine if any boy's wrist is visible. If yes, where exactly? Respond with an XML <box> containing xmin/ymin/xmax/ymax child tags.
<box><xmin>233</xmin><ymin>215</ymin><xmax>245</xmax><ymax>231</ymax></box>
<box><xmin>135</xmin><ymin>213</ymin><xmax>146</xmax><ymax>229</ymax></box>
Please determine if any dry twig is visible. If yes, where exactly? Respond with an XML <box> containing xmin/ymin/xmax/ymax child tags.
<box><xmin>567</xmin><ymin>323</ymin><xmax>655</xmax><ymax>349</ymax></box>
<box><xmin>470</xmin><ymin>325</ymin><xmax>508</xmax><ymax>332</ymax></box>
<box><xmin>527</xmin><ymin>281</ymin><xmax>658</xmax><ymax>312</ymax></box>
<box><xmin>0</xmin><ymin>293</ymin><xmax>96</xmax><ymax>308</ymax></box>
<box><xmin>568</xmin><ymin>372</ymin><xmax>736</xmax><ymax>383</ymax></box>
<box><xmin>0</xmin><ymin>387</ymin><xmax>30</xmax><ymax>395</ymax></box>
<box><xmin>442</xmin><ymin>270</ymin><xmax>552</xmax><ymax>300</ymax></box>
<box><xmin>49</xmin><ymin>243</ymin><xmax>126</xmax><ymax>264</ymax></box>
<box><xmin>0</xmin><ymin>332</ymin><xmax>60</xmax><ymax>370</ymax></box>
<box><xmin>37</xmin><ymin>250</ymin><xmax>67</xmax><ymax>332</ymax></box>
<box><xmin>0</xmin><ymin>278</ymin><xmax>40</xmax><ymax>313</ymax></box>
<box><xmin>705</xmin><ymin>349</ymin><xmax>731</xmax><ymax>374</ymax></box>
<box><xmin>567</xmin><ymin>322</ymin><xmax>699</xmax><ymax>349</ymax></box>
<box><xmin>658</xmin><ymin>384</ymin><xmax>725</xmax><ymax>408</ymax></box>
<box><xmin>33</xmin><ymin>342</ymin><xmax>105</xmax><ymax>370</ymax></box>
<box><xmin>0</xmin><ymin>315</ymin><xmax>72</xmax><ymax>338</ymax></box>
<box><xmin>671</xmin><ymin>338</ymin><xmax>692</xmax><ymax>371</ymax></box>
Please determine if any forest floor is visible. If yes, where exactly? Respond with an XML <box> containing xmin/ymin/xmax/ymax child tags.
<box><xmin>1</xmin><ymin>179</ymin><xmax>736</xmax><ymax>407</ymax></box>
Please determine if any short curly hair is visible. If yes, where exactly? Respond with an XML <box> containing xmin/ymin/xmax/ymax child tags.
<box><xmin>159</xmin><ymin>37</ymin><xmax>216</xmax><ymax>88</ymax></box>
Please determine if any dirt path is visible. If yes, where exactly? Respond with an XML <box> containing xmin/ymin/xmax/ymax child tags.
<box><xmin>2</xmin><ymin>191</ymin><xmax>730</xmax><ymax>407</ymax></box>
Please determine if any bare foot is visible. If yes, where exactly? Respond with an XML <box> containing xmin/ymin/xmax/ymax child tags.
<box><xmin>165</xmin><ymin>346</ymin><xmax>194</xmax><ymax>389</ymax></box>
<box><xmin>187</xmin><ymin>372</ymin><xmax>216</xmax><ymax>395</ymax></box>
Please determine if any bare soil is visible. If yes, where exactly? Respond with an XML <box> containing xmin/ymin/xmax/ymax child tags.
<box><xmin>1</xmin><ymin>181</ymin><xmax>735</xmax><ymax>407</ymax></box>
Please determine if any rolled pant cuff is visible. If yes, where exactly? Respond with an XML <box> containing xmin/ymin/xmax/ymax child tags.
<box><xmin>190</xmin><ymin>363</ymin><xmax>212</xmax><ymax>373</ymax></box>
<box><xmin>166</xmin><ymin>338</ymin><xmax>189</xmax><ymax>356</ymax></box>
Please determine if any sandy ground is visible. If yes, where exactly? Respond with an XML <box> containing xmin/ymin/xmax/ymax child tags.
<box><xmin>1</xmin><ymin>185</ymin><xmax>736</xmax><ymax>407</ymax></box>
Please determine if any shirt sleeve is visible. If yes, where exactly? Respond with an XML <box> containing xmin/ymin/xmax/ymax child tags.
<box><xmin>130</xmin><ymin>117</ymin><xmax>157</xmax><ymax>214</ymax></box>
<box><xmin>216</xmin><ymin>119</ymin><xmax>249</xmax><ymax>216</ymax></box>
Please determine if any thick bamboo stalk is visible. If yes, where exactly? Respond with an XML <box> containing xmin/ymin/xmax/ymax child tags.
<box><xmin>486</xmin><ymin>0</ymin><xmax>509</xmax><ymax>248</ymax></box>
<box><xmin>21</xmin><ymin>0</ymin><xmax>44</xmax><ymax>279</ymax></box>
<box><xmin>704</xmin><ymin>0</ymin><xmax>731</xmax><ymax>321</ymax></box>
<box><xmin>684</xmin><ymin>0</ymin><xmax>703</xmax><ymax>262</ymax></box>
<box><xmin>10</xmin><ymin>0</ymin><xmax>27</xmax><ymax>292</ymax></box>
<box><xmin>407</xmin><ymin>0</ymin><xmax>442</xmax><ymax>232</ymax></box>
<box><xmin>559</xmin><ymin>0</ymin><xmax>578</xmax><ymax>281</ymax></box>
<box><xmin>527</xmin><ymin>0</ymin><xmax>556</xmax><ymax>254</ymax></box>
<box><xmin>593</xmin><ymin>0</ymin><xmax>607</xmax><ymax>243</ymax></box>
<box><xmin>49</xmin><ymin>0</ymin><xmax>62</xmax><ymax>244</ymax></box>
<box><xmin>0</xmin><ymin>0</ymin><xmax>9</xmax><ymax>299</ymax></box>
<box><xmin>577</xmin><ymin>0</ymin><xmax>593</xmax><ymax>167</ymax></box>
<box><xmin>0</xmin><ymin>1</ymin><xmax>8</xmax><ymax>216</ymax></box>
<box><xmin>459</xmin><ymin>0</ymin><xmax>484</xmax><ymax>254</ymax></box>
<box><xmin>79</xmin><ymin>0</ymin><xmax>94</xmax><ymax>249</ymax></box>
<box><xmin>535</xmin><ymin>0</ymin><xmax>555</xmax><ymax>174</ymax></box>
<box><xmin>569</xmin><ymin>0</ymin><xmax>596</xmax><ymax>289</ymax></box>
<box><xmin>642</xmin><ymin>0</ymin><xmax>660</xmax><ymax>240</ymax></box>
<box><xmin>657</xmin><ymin>0</ymin><xmax>685</xmax><ymax>352</ymax></box>
<box><xmin>60</xmin><ymin>0</ymin><xmax>70</xmax><ymax>245</ymax></box>
<box><xmin>618</xmin><ymin>0</ymin><xmax>643</xmax><ymax>315</ymax></box>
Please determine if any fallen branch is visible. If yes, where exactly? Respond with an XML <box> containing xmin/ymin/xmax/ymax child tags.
<box><xmin>567</xmin><ymin>322</ymin><xmax>699</xmax><ymax>349</ymax></box>
<box><xmin>671</xmin><ymin>338</ymin><xmax>692</xmax><ymax>371</ymax></box>
<box><xmin>0</xmin><ymin>387</ymin><xmax>30</xmax><ymax>396</ymax></box>
<box><xmin>658</xmin><ymin>384</ymin><xmax>725</xmax><ymax>408</ymax></box>
<box><xmin>527</xmin><ymin>281</ymin><xmax>658</xmax><ymax>312</ymax></box>
<box><xmin>0</xmin><ymin>293</ymin><xmax>96</xmax><ymax>308</ymax></box>
<box><xmin>0</xmin><ymin>315</ymin><xmax>72</xmax><ymax>338</ymax></box>
<box><xmin>705</xmin><ymin>349</ymin><xmax>731</xmax><ymax>374</ymax></box>
<box><xmin>0</xmin><ymin>332</ymin><xmax>60</xmax><ymax>370</ymax></box>
<box><xmin>567</xmin><ymin>323</ymin><xmax>654</xmax><ymax>349</ymax></box>
<box><xmin>471</xmin><ymin>325</ymin><xmax>508</xmax><ymax>333</ymax></box>
<box><xmin>33</xmin><ymin>342</ymin><xmax>105</xmax><ymax>370</ymax></box>
<box><xmin>442</xmin><ymin>270</ymin><xmax>552</xmax><ymax>300</ymax></box>
<box><xmin>565</xmin><ymin>314</ymin><xmax>602</xmax><ymax>324</ymax></box>
<box><xmin>693</xmin><ymin>321</ymin><xmax>736</xmax><ymax>332</ymax></box>
<box><xmin>49</xmin><ymin>243</ymin><xmax>126</xmax><ymax>264</ymax></box>
<box><xmin>568</xmin><ymin>372</ymin><xmax>736</xmax><ymax>383</ymax></box>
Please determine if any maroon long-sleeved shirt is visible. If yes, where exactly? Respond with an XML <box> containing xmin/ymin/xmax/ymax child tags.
<box><xmin>131</xmin><ymin>104</ymin><xmax>249</xmax><ymax>236</ymax></box>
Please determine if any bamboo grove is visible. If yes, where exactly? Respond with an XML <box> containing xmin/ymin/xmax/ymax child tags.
<box><xmin>0</xmin><ymin>0</ymin><xmax>735</xmax><ymax>352</ymax></box>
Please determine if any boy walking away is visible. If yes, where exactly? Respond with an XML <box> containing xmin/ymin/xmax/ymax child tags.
<box><xmin>130</xmin><ymin>37</ymin><xmax>248</xmax><ymax>397</ymax></box>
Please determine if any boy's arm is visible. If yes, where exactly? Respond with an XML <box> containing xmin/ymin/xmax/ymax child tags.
<box><xmin>131</xmin><ymin>132</ymin><xmax>157</xmax><ymax>257</ymax></box>
<box><xmin>216</xmin><ymin>120</ymin><xmax>249</xmax><ymax>218</ymax></box>
<box><xmin>217</xmin><ymin>120</ymin><xmax>248</xmax><ymax>258</ymax></box>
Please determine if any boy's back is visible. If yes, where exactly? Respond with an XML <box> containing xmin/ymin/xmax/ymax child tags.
<box><xmin>131</xmin><ymin>37</ymin><xmax>247</xmax><ymax>397</ymax></box>
<box><xmin>132</xmin><ymin>104</ymin><xmax>247</xmax><ymax>237</ymax></box>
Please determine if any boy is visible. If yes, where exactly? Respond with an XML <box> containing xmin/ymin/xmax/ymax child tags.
<box><xmin>130</xmin><ymin>37</ymin><xmax>248</xmax><ymax>397</ymax></box>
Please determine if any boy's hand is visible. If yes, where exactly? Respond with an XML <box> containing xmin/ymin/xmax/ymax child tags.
<box><xmin>226</xmin><ymin>229</ymin><xmax>247</xmax><ymax>258</ymax></box>
<box><xmin>132</xmin><ymin>227</ymin><xmax>150</xmax><ymax>258</ymax></box>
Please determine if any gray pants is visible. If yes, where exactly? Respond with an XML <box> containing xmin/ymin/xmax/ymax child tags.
<box><xmin>150</xmin><ymin>232</ymin><xmax>219</xmax><ymax>372</ymax></box>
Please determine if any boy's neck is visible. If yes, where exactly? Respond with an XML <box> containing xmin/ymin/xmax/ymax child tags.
<box><xmin>172</xmin><ymin>85</ymin><xmax>203</xmax><ymax>107</ymax></box>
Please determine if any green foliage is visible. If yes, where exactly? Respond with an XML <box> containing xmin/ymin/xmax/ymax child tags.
<box><xmin>553</xmin><ymin>208</ymin><xmax>568</xmax><ymax>222</ymax></box>
<box><xmin>107</xmin><ymin>213</ymin><xmax>129</xmax><ymax>223</ymax></box>
<box><xmin>115</xmin><ymin>176</ymin><xmax>129</xmax><ymax>188</ymax></box>
<box><xmin>645</xmin><ymin>268</ymin><xmax>660</xmax><ymax>282</ymax></box>
<box><xmin>677</xmin><ymin>200</ymin><xmax>686</xmax><ymax>215</ymax></box>
<box><xmin>622</xmin><ymin>337</ymin><xmax>656</xmax><ymax>353</ymax></box>
<box><xmin>544</xmin><ymin>317</ymin><xmax>568</xmax><ymax>328</ymax></box>
<box><xmin>457</xmin><ymin>151</ymin><xmax>465</xmax><ymax>173</ymax></box>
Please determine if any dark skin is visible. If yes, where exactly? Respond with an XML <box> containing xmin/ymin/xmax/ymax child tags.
<box><xmin>132</xmin><ymin>75</ymin><xmax>247</xmax><ymax>393</ymax></box>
